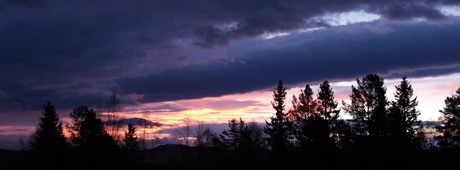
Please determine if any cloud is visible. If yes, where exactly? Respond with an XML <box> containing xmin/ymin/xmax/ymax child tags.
<box><xmin>119</xmin><ymin>21</ymin><xmax>460</xmax><ymax>103</ymax></box>
<box><xmin>140</xmin><ymin>104</ymin><xmax>189</xmax><ymax>113</ymax></box>
<box><xmin>176</xmin><ymin>100</ymin><xmax>266</xmax><ymax>110</ymax></box>
<box><xmin>0</xmin><ymin>0</ymin><xmax>459</xmax><ymax>114</ymax></box>
<box><xmin>115</xmin><ymin>118</ymin><xmax>162</xmax><ymax>127</ymax></box>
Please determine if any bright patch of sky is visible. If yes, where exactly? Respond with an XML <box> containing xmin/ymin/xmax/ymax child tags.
<box><xmin>321</xmin><ymin>10</ymin><xmax>381</xmax><ymax>26</ymax></box>
<box><xmin>438</xmin><ymin>5</ymin><xmax>460</xmax><ymax>16</ymax></box>
<box><xmin>261</xmin><ymin>32</ymin><xmax>291</xmax><ymax>39</ymax></box>
<box><xmin>216</xmin><ymin>22</ymin><xmax>239</xmax><ymax>32</ymax></box>
<box><xmin>261</xmin><ymin>10</ymin><xmax>381</xmax><ymax>39</ymax></box>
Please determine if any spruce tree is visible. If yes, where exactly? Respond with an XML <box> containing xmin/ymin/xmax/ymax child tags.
<box><xmin>437</xmin><ymin>87</ymin><xmax>460</xmax><ymax>149</ymax></box>
<box><xmin>69</xmin><ymin>106</ymin><xmax>119</xmax><ymax>169</ymax></box>
<box><xmin>124</xmin><ymin>123</ymin><xmax>140</xmax><ymax>152</ymax></box>
<box><xmin>30</xmin><ymin>101</ymin><xmax>67</xmax><ymax>168</ymax></box>
<box><xmin>123</xmin><ymin>123</ymin><xmax>142</xmax><ymax>168</ymax></box>
<box><xmin>316</xmin><ymin>81</ymin><xmax>340</xmax><ymax>151</ymax></box>
<box><xmin>265</xmin><ymin>80</ymin><xmax>291</xmax><ymax>152</ymax></box>
<box><xmin>317</xmin><ymin>81</ymin><xmax>339</xmax><ymax>121</ymax></box>
<box><xmin>219</xmin><ymin>118</ymin><xmax>245</xmax><ymax>150</ymax></box>
<box><xmin>388</xmin><ymin>77</ymin><xmax>423</xmax><ymax>150</ymax></box>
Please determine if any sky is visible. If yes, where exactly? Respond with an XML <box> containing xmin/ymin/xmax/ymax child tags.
<box><xmin>1</xmin><ymin>0</ymin><xmax>460</xmax><ymax>149</ymax></box>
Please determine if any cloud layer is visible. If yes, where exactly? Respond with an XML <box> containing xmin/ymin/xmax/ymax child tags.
<box><xmin>0</xmin><ymin>0</ymin><xmax>460</xmax><ymax>115</ymax></box>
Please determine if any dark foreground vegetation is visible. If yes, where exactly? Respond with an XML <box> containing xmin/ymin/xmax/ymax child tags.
<box><xmin>2</xmin><ymin>73</ymin><xmax>460</xmax><ymax>170</ymax></box>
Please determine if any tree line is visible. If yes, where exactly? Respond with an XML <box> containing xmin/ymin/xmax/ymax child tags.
<box><xmin>22</xmin><ymin>73</ymin><xmax>460</xmax><ymax>169</ymax></box>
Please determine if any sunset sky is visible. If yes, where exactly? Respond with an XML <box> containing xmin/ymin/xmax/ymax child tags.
<box><xmin>1</xmin><ymin>0</ymin><xmax>460</xmax><ymax>149</ymax></box>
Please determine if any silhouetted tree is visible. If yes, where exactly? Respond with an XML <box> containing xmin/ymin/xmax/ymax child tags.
<box><xmin>68</xmin><ymin>106</ymin><xmax>119</xmax><ymax>169</ymax></box>
<box><xmin>344</xmin><ymin>74</ymin><xmax>388</xmax><ymax>150</ymax></box>
<box><xmin>291</xmin><ymin>84</ymin><xmax>317</xmax><ymax>118</ymax></box>
<box><xmin>124</xmin><ymin>123</ymin><xmax>140</xmax><ymax>152</ymax></box>
<box><xmin>219</xmin><ymin>118</ymin><xmax>265</xmax><ymax>151</ymax></box>
<box><xmin>315</xmin><ymin>81</ymin><xmax>340</xmax><ymax>152</ymax></box>
<box><xmin>195</xmin><ymin>122</ymin><xmax>218</xmax><ymax>148</ymax></box>
<box><xmin>317</xmin><ymin>81</ymin><xmax>340</xmax><ymax>121</ymax></box>
<box><xmin>290</xmin><ymin>84</ymin><xmax>317</xmax><ymax>149</ymax></box>
<box><xmin>30</xmin><ymin>101</ymin><xmax>68</xmax><ymax>169</ymax></box>
<box><xmin>137</xmin><ymin>113</ymin><xmax>161</xmax><ymax>150</ymax></box>
<box><xmin>123</xmin><ymin>123</ymin><xmax>142</xmax><ymax>168</ymax></box>
<box><xmin>437</xmin><ymin>87</ymin><xmax>460</xmax><ymax>149</ymax></box>
<box><xmin>220</xmin><ymin>118</ymin><xmax>245</xmax><ymax>150</ymax></box>
<box><xmin>300</xmin><ymin>115</ymin><xmax>332</xmax><ymax>153</ymax></box>
<box><xmin>103</xmin><ymin>90</ymin><xmax>124</xmax><ymax>143</ymax></box>
<box><xmin>174</xmin><ymin>117</ymin><xmax>193</xmax><ymax>146</ymax></box>
<box><xmin>265</xmin><ymin>80</ymin><xmax>292</xmax><ymax>152</ymax></box>
<box><xmin>246</xmin><ymin>121</ymin><xmax>266</xmax><ymax>150</ymax></box>
<box><xmin>388</xmin><ymin>77</ymin><xmax>424</xmax><ymax>150</ymax></box>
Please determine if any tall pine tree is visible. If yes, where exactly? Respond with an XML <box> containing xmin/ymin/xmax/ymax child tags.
<box><xmin>30</xmin><ymin>101</ymin><xmax>68</xmax><ymax>168</ymax></box>
<box><xmin>291</xmin><ymin>84</ymin><xmax>317</xmax><ymax>119</ymax></box>
<box><xmin>388</xmin><ymin>77</ymin><xmax>424</xmax><ymax>150</ymax></box>
<box><xmin>316</xmin><ymin>81</ymin><xmax>340</xmax><ymax>151</ymax></box>
<box><xmin>68</xmin><ymin>106</ymin><xmax>119</xmax><ymax>169</ymax></box>
<box><xmin>344</xmin><ymin>74</ymin><xmax>388</xmax><ymax>149</ymax></box>
<box><xmin>317</xmin><ymin>81</ymin><xmax>340</xmax><ymax>121</ymax></box>
<box><xmin>290</xmin><ymin>84</ymin><xmax>317</xmax><ymax>150</ymax></box>
<box><xmin>123</xmin><ymin>123</ymin><xmax>142</xmax><ymax>168</ymax></box>
<box><xmin>437</xmin><ymin>87</ymin><xmax>460</xmax><ymax>149</ymax></box>
<box><xmin>265</xmin><ymin>80</ymin><xmax>291</xmax><ymax>152</ymax></box>
<box><xmin>219</xmin><ymin>118</ymin><xmax>245</xmax><ymax>150</ymax></box>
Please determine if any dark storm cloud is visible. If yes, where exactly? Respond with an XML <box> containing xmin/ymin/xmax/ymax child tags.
<box><xmin>0</xmin><ymin>0</ymin><xmax>459</xmax><ymax>111</ymax></box>
<box><xmin>119</xmin><ymin>21</ymin><xmax>460</xmax><ymax>102</ymax></box>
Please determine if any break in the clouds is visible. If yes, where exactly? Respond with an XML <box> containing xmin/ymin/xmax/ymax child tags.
<box><xmin>1</xmin><ymin>0</ymin><xmax>460</xmax><ymax>112</ymax></box>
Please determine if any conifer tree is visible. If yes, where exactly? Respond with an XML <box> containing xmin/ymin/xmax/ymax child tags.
<box><xmin>124</xmin><ymin>123</ymin><xmax>140</xmax><ymax>152</ymax></box>
<box><xmin>388</xmin><ymin>77</ymin><xmax>424</xmax><ymax>149</ymax></box>
<box><xmin>68</xmin><ymin>106</ymin><xmax>119</xmax><ymax>169</ymax></box>
<box><xmin>437</xmin><ymin>87</ymin><xmax>460</xmax><ymax>149</ymax></box>
<box><xmin>30</xmin><ymin>101</ymin><xmax>68</xmax><ymax>168</ymax></box>
<box><xmin>317</xmin><ymin>81</ymin><xmax>340</xmax><ymax>121</ymax></box>
<box><xmin>291</xmin><ymin>84</ymin><xmax>317</xmax><ymax>119</ymax></box>
<box><xmin>220</xmin><ymin>118</ymin><xmax>245</xmax><ymax>150</ymax></box>
<box><xmin>344</xmin><ymin>74</ymin><xmax>388</xmax><ymax>148</ymax></box>
<box><xmin>265</xmin><ymin>80</ymin><xmax>291</xmax><ymax>152</ymax></box>
<box><xmin>316</xmin><ymin>81</ymin><xmax>340</xmax><ymax>151</ymax></box>
<box><xmin>219</xmin><ymin>118</ymin><xmax>265</xmax><ymax>151</ymax></box>
<box><xmin>290</xmin><ymin>84</ymin><xmax>318</xmax><ymax>150</ymax></box>
<box><xmin>123</xmin><ymin>123</ymin><xmax>142</xmax><ymax>168</ymax></box>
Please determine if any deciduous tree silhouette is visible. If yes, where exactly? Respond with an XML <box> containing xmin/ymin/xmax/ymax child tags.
<box><xmin>175</xmin><ymin>117</ymin><xmax>193</xmax><ymax>146</ymax></box>
<box><xmin>246</xmin><ymin>121</ymin><xmax>266</xmax><ymax>150</ymax></box>
<box><xmin>195</xmin><ymin>122</ymin><xmax>218</xmax><ymax>148</ymax></box>
<box><xmin>103</xmin><ymin>90</ymin><xmax>124</xmax><ymax>143</ymax></box>
<box><xmin>30</xmin><ymin>101</ymin><xmax>68</xmax><ymax>169</ymax></box>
